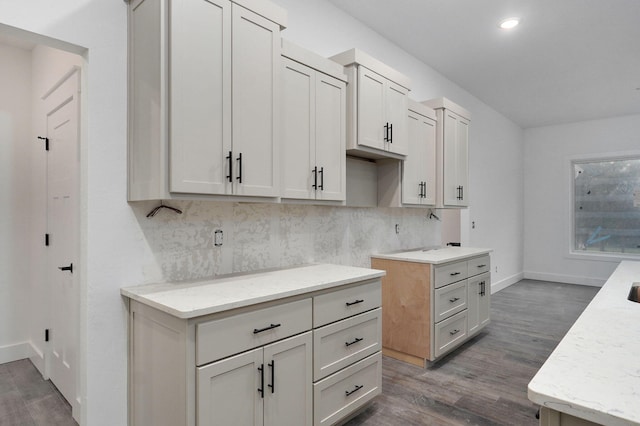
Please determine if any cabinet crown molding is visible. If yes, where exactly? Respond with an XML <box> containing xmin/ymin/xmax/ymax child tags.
<box><xmin>408</xmin><ymin>98</ymin><xmax>437</xmax><ymax>120</ymax></box>
<box><xmin>330</xmin><ymin>48</ymin><xmax>411</xmax><ymax>90</ymax></box>
<box><xmin>422</xmin><ymin>97</ymin><xmax>471</xmax><ymax>121</ymax></box>
<box><xmin>282</xmin><ymin>39</ymin><xmax>347</xmax><ymax>83</ymax></box>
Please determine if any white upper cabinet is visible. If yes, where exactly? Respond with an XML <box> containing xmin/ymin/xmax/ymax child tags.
<box><xmin>423</xmin><ymin>97</ymin><xmax>471</xmax><ymax>208</ymax></box>
<box><xmin>377</xmin><ymin>100</ymin><xmax>436</xmax><ymax>208</ymax></box>
<box><xmin>281</xmin><ymin>40</ymin><xmax>347</xmax><ymax>202</ymax></box>
<box><xmin>128</xmin><ymin>0</ymin><xmax>286</xmax><ymax>201</ymax></box>
<box><xmin>402</xmin><ymin>101</ymin><xmax>437</xmax><ymax>206</ymax></box>
<box><xmin>331</xmin><ymin>49</ymin><xmax>410</xmax><ymax>160</ymax></box>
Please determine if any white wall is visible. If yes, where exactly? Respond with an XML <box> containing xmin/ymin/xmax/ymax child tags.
<box><xmin>524</xmin><ymin>114</ymin><xmax>640</xmax><ymax>286</ymax></box>
<box><xmin>0</xmin><ymin>0</ymin><xmax>524</xmax><ymax>424</ymax></box>
<box><xmin>0</xmin><ymin>42</ymin><xmax>32</xmax><ymax>363</ymax></box>
<box><xmin>271</xmin><ymin>0</ymin><xmax>526</xmax><ymax>291</ymax></box>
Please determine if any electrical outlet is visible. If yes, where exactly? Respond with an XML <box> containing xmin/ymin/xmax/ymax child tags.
<box><xmin>214</xmin><ymin>229</ymin><xmax>223</xmax><ymax>247</ymax></box>
<box><xmin>395</xmin><ymin>224</ymin><xmax>400</xmax><ymax>234</ymax></box>
<box><xmin>495</xmin><ymin>266</ymin><xmax>498</xmax><ymax>273</ymax></box>
<box><xmin>472</xmin><ymin>221</ymin><xmax>476</xmax><ymax>229</ymax></box>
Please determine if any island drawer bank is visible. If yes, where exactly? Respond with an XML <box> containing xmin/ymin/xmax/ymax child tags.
<box><xmin>121</xmin><ymin>264</ymin><xmax>384</xmax><ymax>426</ymax></box>
<box><xmin>371</xmin><ymin>247</ymin><xmax>492</xmax><ymax>366</ymax></box>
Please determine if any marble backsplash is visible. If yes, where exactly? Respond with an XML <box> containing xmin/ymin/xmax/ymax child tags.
<box><xmin>132</xmin><ymin>200</ymin><xmax>441</xmax><ymax>282</ymax></box>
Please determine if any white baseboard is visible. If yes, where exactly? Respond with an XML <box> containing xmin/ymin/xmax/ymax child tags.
<box><xmin>491</xmin><ymin>271</ymin><xmax>524</xmax><ymax>294</ymax></box>
<box><xmin>29</xmin><ymin>341</ymin><xmax>46</xmax><ymax>377</ymax></box>
<box><xmin>523</xmin><ymin>271</ymin><xmax>605</xmax><ymax>287</ymax></box>
<box><xmin>0</xmin><ymin>341</ymin><xmax>34</xmax><ymax>364</ymax></box>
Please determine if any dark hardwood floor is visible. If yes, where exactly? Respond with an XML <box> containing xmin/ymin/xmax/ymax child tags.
<box><xmin>344</xmin><ymin>279</ymin><xmax>599</xmax><ymax>426</ymax></box>
<box><xmin>0</xmin><ymin>280</ymin><xmax>598</xmax><ymax>426</ymax></box>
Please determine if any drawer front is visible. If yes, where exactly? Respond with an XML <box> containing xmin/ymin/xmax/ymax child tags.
<box><xmin>434</xmin><ymin>260</ymin><xmax>468</xmax><ymax>288</ymax></box>
<box><xmin>467</xmin><ymin>255</ymin><xmax>490</xmax><ymax>277</ymax></box>
<box><xmin>434</xmin><ymin>280</ymin><xmax>468</xmax><ymax>323</ymax></box>
<box><xmin>313</xmin><ymin>352</ymin><xmax>382</xmax><ymax>426</ymax></box>
<box><xmin>313</xmin><ymin>308</ymin><xmax>382</xmax><ymax>381</ymax></box>
<box><xmin>313</xmin><ymin>280</ymin><xmax>381</xmax><ymax>327</ymax></box>
<box><xmin>434</xmin><ymin>310</ymin><xmax>468</xmax><ymax>358</ymax></box>
<box><xmin>196</xmin><ymin>298</ymin><xmax>312</xmax><ymax>366</ymax></box>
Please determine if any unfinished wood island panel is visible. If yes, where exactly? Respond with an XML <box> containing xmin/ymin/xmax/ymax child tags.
<box><xmin>371</xmin><ymin>247</ymin><xmax>492</xmax><ymax>367</ymax></box>
<box><xmin>371</xmin><ymin>258</ymin><xmax>431</xmax><ymax>367</ymax></box>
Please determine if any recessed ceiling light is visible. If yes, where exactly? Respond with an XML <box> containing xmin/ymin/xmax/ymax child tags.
<box><xmin>499</xmin><ymin>17</ymin><xmax>520</xmax><ymax>29</ymax></box>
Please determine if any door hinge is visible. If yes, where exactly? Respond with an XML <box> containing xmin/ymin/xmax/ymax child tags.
<box><xmin>45</xmin><ymin>329</ymin><xmax>50</xmax><ymax>342</ymax></box>
<box><xmin>45</xmin><ymin>234</ymin><xmax>50</xmax><ymax>247</ymax></box>
<box><xmin>37</xmin><ymin>136</ymin><xmax>49</xmax><ymax>151</ymax></box>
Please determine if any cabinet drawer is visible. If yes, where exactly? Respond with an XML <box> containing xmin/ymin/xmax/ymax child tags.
<box><xmin>313</xmin><ymin>308</ymin><xmax>381</xmax><ymax>381</ymax></box>
<box><xmin>196</xmin><ymin>298</ymin><xmax>312</xmax><ymax>366</ymax></box>
<box><xmin>313</xmin><ymin>352</ymin><xmax>382</xmax><ymax>426</ymax></box>
<box><xmin>434</xmin><ymin>310</ymin><xmax>467</xmax><ymax>358</ymax></box>
<box><xmin>434</xmin><ymin>280</ymin><xmax>467</xmax><ymax>323</ymax></box>
<box><xmin>313</xmin><ymin>280</ymin><xmax>381</xmax><ymax>327</ymax></box>
<box><xmin>434</xmin><ymin>260</ymin><xmax>468</xmax><ymax>288</ymax></box>
<box><xmin>467</xmin><ymin>255</ymin><xmax>490</xmax><ymax>277</ymax></box>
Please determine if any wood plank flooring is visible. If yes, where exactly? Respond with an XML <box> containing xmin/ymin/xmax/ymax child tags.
<box><xmin>344</xmin><ymin>279</ymin><xmax>599</xmax><ymax>426</ymax></box>
<box><xmin>0</xmin><ymin>279</ymin><xmax>598</xmax><ymax>426</ymax></box>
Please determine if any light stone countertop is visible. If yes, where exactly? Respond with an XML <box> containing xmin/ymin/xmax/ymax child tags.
<box><xmin>528</xmin><ymin>260</ymin><xmax>640</xmax><ymax>425</ymax></box>
<box><xmin>121</xmin><ymin>263</ymin><xmax>385</xmax><ymax>319</ymax></box>
<box><xmin>370</xmin><ymin>247</ymin><xmax>492</xmax><ymax>264</ymax></box>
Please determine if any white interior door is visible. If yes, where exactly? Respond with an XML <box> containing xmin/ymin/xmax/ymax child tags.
<box><xmin>44</xmin><ymin>68</ymin><xmax>80</xmax><ymax>415</ymax></box>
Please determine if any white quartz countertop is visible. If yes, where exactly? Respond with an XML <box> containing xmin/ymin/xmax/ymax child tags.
<box><xmin>528</xmin><ymin>261</ymin><xmax>640</xmax><ymax>425</ymax></box>
<box><xmin>370</xmin><ymin>247</ymin><xmax>492</xmax><ymax>264</ymax></box>
<box><xmin>120</xmin><ymin>264</ymin><xmax>385</xmax><ymax>319</ymax></box>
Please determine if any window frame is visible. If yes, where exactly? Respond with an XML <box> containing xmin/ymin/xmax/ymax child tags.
<box><xmin>567</xmin><ymin>150</ymin><xmax>640</xmax><ymax>262</ymax></box>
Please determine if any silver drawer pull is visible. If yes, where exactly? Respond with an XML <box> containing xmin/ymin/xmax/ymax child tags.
<box><xmin>346</xmin><ymin>299</ymin><xmax>364</xmax><ymax>307</ymax></box>
<box><xmin>450</xmin><ymin>272</ymin><xmax>461</xmax><ymax>276</ymax></box>
<box><xmin>449</xmin><ymin>297</ymin><xmax>460</xmax><ymax>303</ymax></box>
<box><xmin>449</xmin><ymin>329</ymin><xmax>460</xmax><ymax>336</ymax></box>
<box><xmin>477</xmin><ymin>264</ymin><xmax>487</xmax><ymax>268</ymax></box>
<box><xmin>345</xmin><ymin>337</ymin><xmax>364</xmax><ymax>347</ymax></box>
<box><xmin>253</xmin><ymin>323</ymin><xmax>281</xmax><ymax>334</ymax></box>
<box><xmin>345</xmin><ymin>384</ymin><xmax>364</xmax><ymax>397</ymax></box>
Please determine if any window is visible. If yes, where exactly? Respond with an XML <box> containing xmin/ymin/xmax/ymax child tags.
<box><xmin>573</xmin><ymin>156</ymin><xmax>640</xmax><ymax>255</ymax></box>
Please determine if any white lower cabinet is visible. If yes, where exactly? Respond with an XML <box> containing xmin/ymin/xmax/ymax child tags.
<box><xmin>197</xmin><ymin>332</ymin><xmax>312</xmax><ymax>426</ymax></box>
<box><xmin>126</xmin><ymin>269</ymin><xmax>382</xmax><ymax>426</ymax></box>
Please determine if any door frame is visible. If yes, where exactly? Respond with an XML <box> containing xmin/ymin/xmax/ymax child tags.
<box><xmin>42</xmin><ymin>65</ymin><xmax>83</xmax><ymax>422</ymax></box>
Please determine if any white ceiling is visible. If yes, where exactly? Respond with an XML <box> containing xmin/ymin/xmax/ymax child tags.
<box><xmin>327</xmin><ymin>0</ymin><xmax>640</xmax><ymax>128</ymax></box>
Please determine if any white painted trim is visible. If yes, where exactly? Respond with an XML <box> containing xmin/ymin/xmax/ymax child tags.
<box><xmin>491</xmin><ymin>272</ymin><xmax>523</xmax><ymax>294</ymax></box>
<box><xmin>0</xmin><ymin>341</ymin><xmax>34</xmax><ymax>364</ymax></box>
<box><xmin>41</xmin><ymin>65</ymin><xmax>81</xmax><ymax>100</ymax></box>
<box><xmin>566</xmin><ymin>150</ymin><xmax>640</xmax><ymax>263</ymax></box>
<box><xmin>29</xmin><ymin>341</ymin><xmax>47</xmax><ymax>378</ymax></box>
<box><xmin>524</xmin><ymin>271</ymin><xmax>605</xmax><ymax>287</ymax></box>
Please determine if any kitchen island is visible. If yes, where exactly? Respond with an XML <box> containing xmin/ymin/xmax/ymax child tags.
<box><xmin>371</xmin><ymin>247</ymin><xmax>492</xmax><ymax>366</ymax></box>
<box><xmin>528</xmin><ymin>261</ymin><xmax>640</xmax><ymax>426</ymax></box>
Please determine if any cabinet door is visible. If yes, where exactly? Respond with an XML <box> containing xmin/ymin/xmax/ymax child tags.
<box><xmin>442</xmin><ymin>110</ymin><xmax>469</xmax><ymax>206</ymax></box>
<box><xmin>315</xmin><ymin>74</ymin><xmax>346</xmax><ymax>201</ymax></box>
<box><xmin>232</xmin><ymin>4</ymin><xmax>280</xmax><ymax>197</ymax></box>
<box><xmin>403</xmin><ymin>110</ymin><xmax>427</xmax><ymax>205</ymax></box>
<box><xmin>197</xmin><ymin>348</ymin><xmax>263</xmax><ymax>426</ymax></box>
<box><xmin>281</xmin><ymin>58</ymin><xmax>315</xmax><ymax>200</ymax></box>
<box><xmin>467</xmin><ymin>272</ymin><xmax>490</xmax><ymax>335</ymax></box>
<box><xmin>385</xmin><ymin>82</ymin><xmax>408</xmax><ymax>155</ymax></box>
<box><xmin>423</xmin><ymin>115</ymin><xmax>437</xmax><ymax>206</ymax></box>
<box><xmin>456</xmin><ymin>116</ymin><xmax>469</xmax><ymax>206</ymax></box>
<box><xmin>357</xmin><ymin>66</ymin><xmax>386</xmax><ymax>151</ymax></box>
<box><xmin>170</xmin><ymin>0</ymin><xmax>232</xmax><ymax>195</ymax></box>
<box><xmin>263</xmin><ymin>332</ymin><xmax>312</xmax><ymax>426</ymax></box>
